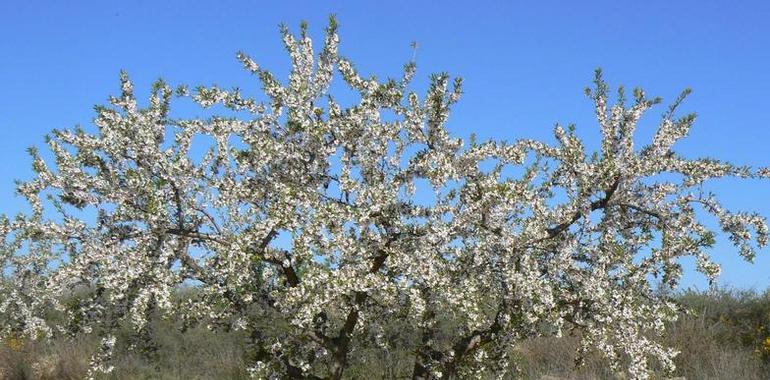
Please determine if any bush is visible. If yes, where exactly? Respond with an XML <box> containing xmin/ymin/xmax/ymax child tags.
<box><xmin>2</xmin><ymin>287</ymin><xmax>770</xmax><ymax>379</ymax></box>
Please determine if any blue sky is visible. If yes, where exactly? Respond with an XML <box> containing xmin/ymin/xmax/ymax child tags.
<box><xmin>2</xmin><ymin>1</ymin><xmax>770</xmax><ymax>289</ymax></box>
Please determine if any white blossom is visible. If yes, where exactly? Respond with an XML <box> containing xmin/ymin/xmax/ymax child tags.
<box><xmin>0</xmin><ymin>18</ymin><xmax>767</xmax><ymax>380</ymax></box>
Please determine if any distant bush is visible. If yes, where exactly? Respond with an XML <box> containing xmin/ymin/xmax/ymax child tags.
<box><xmin>2</xmin><ymin>287</ymin><xmax>769</xmax><ymax>379</ymax></box>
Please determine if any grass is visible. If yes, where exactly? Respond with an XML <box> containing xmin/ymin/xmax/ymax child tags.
<box><xmin>2</xmin><ymin>287</ymin><xmax>770</xmax><ymax>379</ymax></box>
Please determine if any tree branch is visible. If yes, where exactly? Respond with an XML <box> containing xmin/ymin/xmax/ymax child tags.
<box><xmin>545</xmin><ymin>177</ymin><xmax>621</xmax><ymax>239</ymax></box>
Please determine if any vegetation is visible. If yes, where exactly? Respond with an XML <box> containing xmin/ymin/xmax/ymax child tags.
<box><xmin>2</xmin><ymin>17</ymin><xmax>769</xmax><ymax>379</ymax></box>
<box><xmin>2</xmin><ymin>287</ymin><xmax>770</xmax><ymax>379</ymax></box>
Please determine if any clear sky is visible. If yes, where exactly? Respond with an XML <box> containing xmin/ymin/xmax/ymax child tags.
<box><xmin>2</xmin><ymin>1</ymin><xmax>769</xmax><ymax>289</ymax></box>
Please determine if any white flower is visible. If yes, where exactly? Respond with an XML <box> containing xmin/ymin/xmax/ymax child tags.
<box><xmin>1</xmin><ymin>19</ymin><xmax>766</xmax><ymax>380</ymax></box>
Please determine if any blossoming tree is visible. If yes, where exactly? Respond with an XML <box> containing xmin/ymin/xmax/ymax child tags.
<box><xmin>1</xmin><ymin>17</ymin><xmax>767</xmax><ymax>379</ymax></box>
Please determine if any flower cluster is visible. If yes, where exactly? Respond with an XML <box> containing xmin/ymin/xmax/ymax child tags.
<box><xmin>0</xmin><ymin>17</ymin><xmax>767</xmax><ymax>380</ymax></box>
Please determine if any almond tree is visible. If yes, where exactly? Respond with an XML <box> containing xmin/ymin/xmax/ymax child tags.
<box><xmin>1</xmin><ymin>17</ymin><xmax>767</xmax><ymax>380</ymax></box>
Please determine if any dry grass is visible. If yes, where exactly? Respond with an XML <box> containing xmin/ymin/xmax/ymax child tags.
<box><xmin>2</xmin><ymin>287</ymin><xmax>770</xmax><ymax>379</ymax></box>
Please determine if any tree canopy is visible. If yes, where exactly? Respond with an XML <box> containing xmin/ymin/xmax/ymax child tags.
<box><xmin>1</xmin><ymin>17</ymin><xmax>767</xmax><ymax>380</ymax></box>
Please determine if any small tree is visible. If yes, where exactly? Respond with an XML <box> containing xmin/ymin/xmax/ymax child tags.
<box><xmin>1</xmin><ymin>17</ymin><xmax>767</xmax><ymax>379</ymax></box>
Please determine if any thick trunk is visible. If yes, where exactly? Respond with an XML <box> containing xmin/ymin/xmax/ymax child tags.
<box><xmin>411</xmin><ymin>352</ymin><xmax>435</xmax><ymax>380</ymax></box>
<box><xmin>328</xmin><ymin>348</ymin><xmax>348</xmax><ymax>380</ymax></box>
<box><xmin>327</xmin><ymin>291</ymin><xmax>365</xmax><ymax>379</ymax></box>
<box><xmin>327</xmin><ymin>242</ymin><xmax>395</xmax><ymax>379</ymax></box>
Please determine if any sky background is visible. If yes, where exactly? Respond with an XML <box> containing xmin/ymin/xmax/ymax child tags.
<box><xmin>1</xmin><ymin>1</ymin><xmax>769</xmax><ymax>289</ymax></box>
